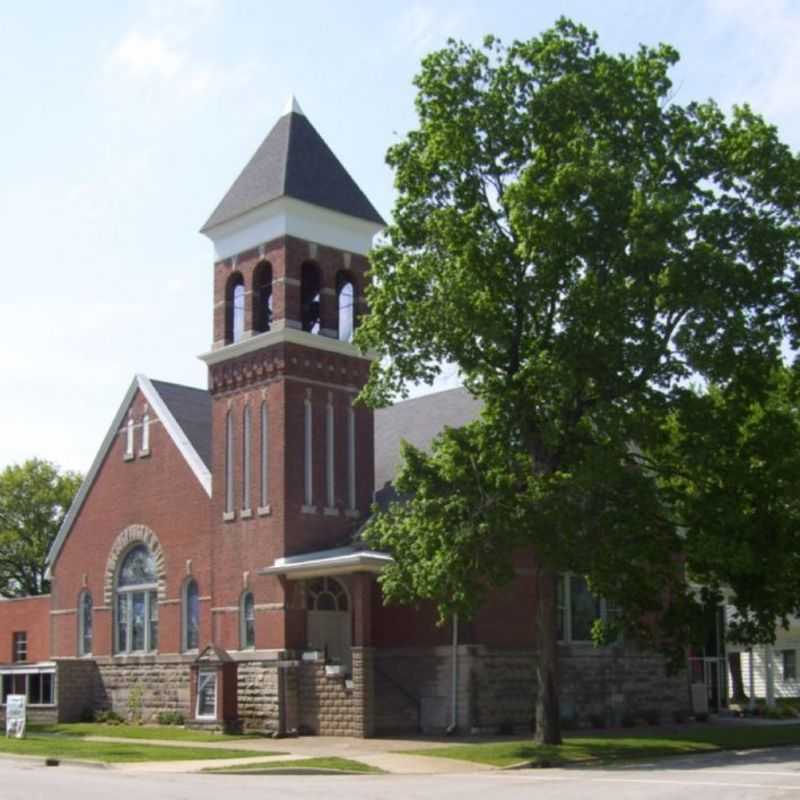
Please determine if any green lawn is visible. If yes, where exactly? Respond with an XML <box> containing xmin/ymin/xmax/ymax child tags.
<box><xmin>207</xmin><ymin>757</ymin><xmax>383</xmax><ymax>774</ymax></box>
<box><xmin>30</xmin><ymin>722</ymin><xmax>258</xmax><ymax>743</ymax></box>
<box><xmin>0</xmin><ymin>734</ymin><xmax>269</xmax><ymax>764</ymax></box>
<box><xmin>405</xmin><ymin>724</ymin><xmax>800</xmax><ymax>768</ymax></box>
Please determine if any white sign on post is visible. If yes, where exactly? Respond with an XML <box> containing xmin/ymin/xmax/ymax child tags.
<box><xmin>5</xmin><ymin>695</ymin><xmax>26</xmax><ymax>738</ymax></box>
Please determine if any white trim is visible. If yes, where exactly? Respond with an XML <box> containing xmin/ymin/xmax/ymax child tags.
<box><xmin>325</xmin><ymin>393</ymin><xmax>335</xmax><ymax>509</ymax></box>
<box><xmin>258</xmin><ymin>545</ymin><xmax>394</xmax><ymax>580</ymax></box>
<box><xmin>347</xmin><ymin>402</ymin><xmax>356</xmax><ymax>512</ymax></box>
<box><xmin>137</xmin><ymin>375</ymin><xmax>212</xmax><ymax>496</ymax></box>
<box><xmin>198</xmin><ymin>325</ymin><xmax>376</xmax><ymax>366</ymax></box>
<box><xmin>202</xmin><ymin>196</ymin><xmax>383</xmax><ymax>259</ymax></box>
<box><xmin>304</xmin><ymin>391</ymin><xmax>313</xmax><ymax>507</ymax></box>
<box><xmin>46</xmin><ymin>375</ymin><xmax>212</xmax><ymax>578</ymax></box>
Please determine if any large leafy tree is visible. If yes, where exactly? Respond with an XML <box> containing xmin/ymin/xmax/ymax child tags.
<box><xmin>357</xmin><ymin>19</ymin><xmax>800</xmax><ymax>744</ymax></box>
<box><xmin>0</xmin><ymin>459</ymin><xmax>82</xmax><ymax>597</ymax></box>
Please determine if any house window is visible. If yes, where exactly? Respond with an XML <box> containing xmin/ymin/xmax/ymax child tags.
<box><xmin>184</xmin><ymin>579</ymin><xmax>199</xmax><ymax>652</ymax></box>
<box><xmin>260</xmin><ymin>401</ymin><xmax>269</xmax><ymax>508</ymax></box>
<box><xmin>12</xmin><ymin>632</ymin><xmax>27</xmax><ymax>663</ymax></box>
<box><xmin>783</xmin><ymin>650</ymin><xmax>797</xmax><ymax>680</ymax></box>
<box><xmin>79</xmin><ymin>591</ymin><xmax>93</xmax><ymax>656</ymax></box>
<box><xmin>337</xmin><ymin>275</ymin><xmax>356</xmax><ymax>342</ymax></box>
<box><xmin>115</xmin><ymin>544</ymin><xmax>158</xmax><ymax>653</ymax></box>
<box><xmin>1</xmin><ymin>671</ymin><xmax>56</xmax><ymax>706</ymax></box>
<box><xmin>557</xmin><ymin>574</ymin><xmax>605</xmax><ymax>643</ymax></box>
<box><xmin>241</xmin><ymin>592</ymin><xmax>255</xmax><ymax>649</ymax></box>
<box><xmin>196</xmin><ymin>669</ymin><xmax>217</xmax><ymax>719</ymax></box>
<box><xmin>242</xmin><ymin>405</ymin><xmax>252</xmax><ymax>511</ymax></box>
<box><xmin>225</xmin><ymin>411</ymin><xmax>234</xmax><ymax>515</ymax></box>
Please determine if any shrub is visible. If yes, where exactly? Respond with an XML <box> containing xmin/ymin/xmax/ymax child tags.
<box><xmin>158</xmin><ymin>710</ymin><xmax>186</xmax><ymax>726</ymax></box>
<box><xmin>672</xmin><ymin>708</ymin><xmax>688</xmax><ymax>724</ymax></box>
<box><xmin>94</xmin><ymin>709</ymin><xmax>124</xmax><ymax>725</ymax></box>
<box><xmin>643</xmin><ymin>708</ymin><xmax>660</xmax><ymax>726</ymax></box>
<box><xmin>620</xmin><ymin>711</ymin><xmax>637</xmax><ymax>728</ymax></box>
<box><xmin>127</xmin><ymin>685</ymin><xmax>144</xmax><ymax>723</ymax></box>
<box><xmin>589</xmin><ymin>712</ymin><xmax>606</xmax><ymax>729</ymax></box>
<box><xmin>79</xmin><ymin>707</ymin><xmax>95</xmax><ymax>723</ymax></box>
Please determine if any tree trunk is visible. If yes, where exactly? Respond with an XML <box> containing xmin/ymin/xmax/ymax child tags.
<box><xmin>728</xmin><ymin>651</ymin><xmax>747</xmax><ymax>703</ymax></box>
<box><xmin>535</xmin><ymin>567</ymin><xmax>562</xmax><ymax>744</ymax></box>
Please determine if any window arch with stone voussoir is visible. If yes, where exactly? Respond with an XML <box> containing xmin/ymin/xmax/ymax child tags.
<box><xmin>104</xmin><ymin>525</ymin><xmax>166</xmax><ymax>654</ymax></box>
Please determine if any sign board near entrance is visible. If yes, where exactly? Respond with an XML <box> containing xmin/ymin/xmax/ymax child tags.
<box><xmin>5</xmin><ymin>695</ymin><xmax>26</xmax><ymax>738</ymax></box>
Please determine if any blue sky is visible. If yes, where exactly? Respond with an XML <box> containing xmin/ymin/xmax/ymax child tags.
<box><xmin>2</xmin><ymin>0</ymin><xmax>799</xmax><ymax>473</ymax></box>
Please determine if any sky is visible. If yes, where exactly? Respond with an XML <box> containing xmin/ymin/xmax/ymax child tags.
<box><xmin>1</xmin><ymin>0</ymin><xmax>799</xmax><ymax>475</ymax></box>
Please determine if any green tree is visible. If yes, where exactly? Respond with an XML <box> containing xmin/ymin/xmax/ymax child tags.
<box><xmin>357</xmin><ymin>19</ymin><xmax>800</xmax><ymax>744</ymax></box>
<box><xmin>0</xmin><ymin>459</ymin><xmax>82</xmax><ymax>597</ymax></box>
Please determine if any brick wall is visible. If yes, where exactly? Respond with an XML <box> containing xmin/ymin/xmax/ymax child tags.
<box><xmin>0</xmin><ymin>595</ymin><xmax>50</xmax><ymax>665</ymax></box>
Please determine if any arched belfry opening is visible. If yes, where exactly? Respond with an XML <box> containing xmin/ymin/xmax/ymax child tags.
<box><xmin>252</xmin><ymin>261</ymin><xmax>272</xmax><ymax>334</ymax></box>
<box><xmin>225</xmin><ymin>272</ymin><xmax>245</xmax><ymax>344</ymax></box>
<box><xmin>301</xmin><ymin>261</ymin><xmax>321</xmax><ymax>334</ymax></box>
<box><xmin>336</xmin><ymin>271</ymin><xmax>357</xmax><ymax>343</ymax></box>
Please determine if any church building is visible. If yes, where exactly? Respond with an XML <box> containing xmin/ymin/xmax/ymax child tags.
<box><xmin>0</xmin><ymin>100</ymin><xmax>688</xmax><ymax>736</ymax></box>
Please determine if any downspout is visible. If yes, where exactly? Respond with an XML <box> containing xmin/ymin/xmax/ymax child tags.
<box><xmin>446</xmin><ymin>613</ymin><xmax>459</xmax><ymax>735</ymax></box>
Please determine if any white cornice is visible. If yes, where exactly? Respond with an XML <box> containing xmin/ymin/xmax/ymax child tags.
<box><xmin>202</xmin><ymin>196</ymin><xmax>384</xmax><ymax>260</ymax></box>
<box><xmin>198</xmin><ymin>327</ymin><xmax>376</xmax><ymax>366</ymax></box>
<box><xmin>258</xmin><ymin>546</ymin><xmax>394</xmax><ymax>580</ymax></box>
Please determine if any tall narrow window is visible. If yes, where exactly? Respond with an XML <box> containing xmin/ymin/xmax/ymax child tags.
<box><xmin>337</xmin><ymin>275</ymin><xmax>355</xmax><ymax>342</ymax></box>
<box><xmin>184</xmin><ymin>579</ymin><xmax>199</xmax><ymax>652</ymax></box>
<box><xmin>300</xmin><ymin>262</ymin><xmax>321</xmax><ymax>334</ymax></box>
<box><xmin>304</xmin><ymin>391</ymin><xmax>313</xmax><ymax>507</ymax></box>
<box><xmin>79</xmin><ymin>591</ymin><xmax>93</xmax><ymax>656</ymax></box>
<box><xmin>326</xmin><ymin>393</ymin><xmax>335</xmax><ymax>509</ymax></box>
<box><xmin>141</xmin><ymin>412</ymin><xmax>150</xmax><ymax>453</ymax></box>
<box><xmin>225</xmin><ymin>273</ymin><xmax>245</xmax><ymax>344</ymax></box>
<box><xmin>115</xmin><ymin>544</ymin><xmax>158</xmax><ymax>653</ymax></box>
<box><xmin>242</xmin><ymin>405</ymin><xmax>252</xmax><ymax>511</ymax></box>
<box><xmin>225</xmin><ymin>411</ymin><xmax>234</xmax><ymax>515</ymax></box>
<box><xmin>12</xmin><ymin>632</ymin><xmax>27</xmax><ymax>663</ymax></box>
<box><xmin>347</xmin><ymin>403</ymin><xmax>356</xmax><ymax>512</ymax></box>
<box><xmin>252</xmin><ymin>261</ymin><xmax>273</xmax><ymax>333</ymax></box>
<box><xmin>241</xmin><ymin>592</ymin><xmax>255</xmax><ymax>649</ymax></box>
<box><xmin>125</xmin><ymin>416</ymin><xmax>134</xmax><ymax>458</ymax></box>
<box><xmin>260</xmin><ymin>401</ymin><xmax>269</xmax><ymax>508</ymax></box>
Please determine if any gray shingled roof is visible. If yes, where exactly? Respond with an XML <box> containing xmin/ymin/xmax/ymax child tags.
<box><xmin>201</xmin><ymin>110</ymin><xmax>385</xmax><ymax>231</ymax></box>
<box><xmin>150</xmin><ymin>380</ymin><xmax>213</xmax><ymax>470</ymax></box>
<box><xmin>374</xmin><ymin>387</ymin><xmax>482</xmax><ymax>491</ymax></box>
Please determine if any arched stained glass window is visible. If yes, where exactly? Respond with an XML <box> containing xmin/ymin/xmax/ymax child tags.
<box><xmin>225</xmin><ymin>273</ymin><xmax>245</xmax><ymax>344</ymax></box>
<box><xmin>79</xmin><ymin>591</ymin><xmax>93</xmax><ymax>656</ymax></box>
<box><xmin>116</xmin><ymin>544</ymin><xmax>158</xmax><ymax>653</ymax></box>
<box><xmin>241</xmin><ymin>592</ymin><xmax>255</xmax><ymax>649</ymax></box>
<box><xmin>184</xmin><ymin>579</ymin><xmax>199</xmax><ymax>652</ymax></box>
<box><xmin>306</xmin><ymin>577</ymin><xmax>349</xmax><ymax>612</ymax></box>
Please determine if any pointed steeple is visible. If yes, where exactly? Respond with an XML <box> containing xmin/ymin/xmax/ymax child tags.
<box><xmin>201</xmin><ymin>99</ymin><xmax>384</xmax><ymax>232</ymax></box>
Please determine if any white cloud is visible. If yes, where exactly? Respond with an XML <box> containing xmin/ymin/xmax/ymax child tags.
<box><xmin>394</xmin><ymin>3</ymin><xmax>469</xmax><ymax>55</ymax></box>
<box><xmin>109</xmin><ymin>32</ymin><xmax>185</xmax><ymax>80</ymax></box>
<box><xmin>705</xmin><ymin>0</ymin><xmax>800</xmax><ymax>128</ymax></box>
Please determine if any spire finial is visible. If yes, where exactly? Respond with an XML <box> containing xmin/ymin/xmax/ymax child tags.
<box><xmin>283</xmin><ymin>94</ymin><xmax>304</xmax><ymax>117</ymax></box>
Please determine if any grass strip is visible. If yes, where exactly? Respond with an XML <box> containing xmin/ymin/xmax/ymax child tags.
<box><xmin>0</xmin><ymin>734</ymin><xmax>268</xmax><ymax>764</ymax></box>
<box><xmin>403</xmin><ymin>724</ymin><xmax>800</xmax><ymax>768</ymax></box>
<box><xmin>29</xmin><ymin>722</ymin><xmax>259</xmax><ymax>743</ymax></box>
<box><xmin>207</xmin><ymin>757</ymin><xmax>383</xmax><ymax>774</ymax></box>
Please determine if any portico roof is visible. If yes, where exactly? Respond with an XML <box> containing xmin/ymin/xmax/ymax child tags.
<box><xmin>257</xmin><ymin>545</ymin><xmax>393</xmax><ymax>580</ymax></box>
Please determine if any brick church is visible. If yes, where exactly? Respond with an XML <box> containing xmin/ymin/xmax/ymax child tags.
<box><xmin>0</xmin><ymin>99</ymin><xmax>688</xmax><ymax>735</ymax></box>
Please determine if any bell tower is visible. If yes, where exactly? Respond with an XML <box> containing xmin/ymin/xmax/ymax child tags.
<box><xmin>199</xmin><ymin>97</ymin><xmax>384</xmax><ymax>652</ymax></box>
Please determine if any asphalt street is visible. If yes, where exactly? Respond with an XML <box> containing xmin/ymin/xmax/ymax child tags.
<box><xmin>2</xmin><ymin>746</ymin><xmax>800</xmax><ymax>800</ymax></box>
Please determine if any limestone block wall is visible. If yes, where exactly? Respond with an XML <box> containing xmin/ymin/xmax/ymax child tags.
<box><xmin>93</xmin><ymin>659</ymin><xmax>192</xmax><ymax>721</ymax></box>
<box><xmin>296</xmin><ymin>647</ymin><xmax>373</xmax><ymax>736</ymax></box>
<box><xmin>373</xmin><ymin>643</ymin><xmax>689</xmax><ymax>734</ymax></box>
<box><xmin>237</xmin><ymin>659</ymin><xmax>280</xmax><ymax>732</ymax></box>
